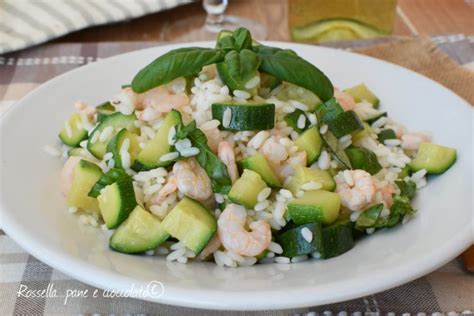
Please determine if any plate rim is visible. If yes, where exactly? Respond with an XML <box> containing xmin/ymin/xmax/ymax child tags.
<box><xmin>1</xmin><ymin>41</ymin><xmax>473</xmax><ymax>310</ymax></box>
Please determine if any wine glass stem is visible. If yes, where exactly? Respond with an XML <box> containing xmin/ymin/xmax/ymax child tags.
<box><xmin>203</xmin><ymin>0</ymin><xmax>228</xmax><ymax>27</ymax></box>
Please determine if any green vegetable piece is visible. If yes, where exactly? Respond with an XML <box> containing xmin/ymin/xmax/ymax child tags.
<box><xmin>398</xmin><ymin>166</ymin><xmax>410</xmax><ymax>179</ymax></box>
<box><xmin>294</xmin><ymin>126</ymin><xmax>323</xmax><ymax>165</ymax></box>
<box><xmin>285</xmin><ymin>165</ymin><xmax>336</xmax><ymax>194</ymax></box>
<box><xmin>409</xmin><ymin>143</ymin><xmax>457</xmax><ymax>174</ymax></box>
<box><xmin>98</xmin><ymin>175</ymin><xmax>137</xmax><ymax>229</ymax></box>
<box><xmin>131</xmin><ymin>47</ymin><xmax>225</xmax><ymax>93</ymax></box>
<box><xmin>232</xmin><ymin>27</ymin><xmax>253</xmax><ymax>51</ymax></box>
<box><xmin>260</xmin><ymin>72</ymin><xmax>282</xmax><ymax>91</ymax></box>
<box><xmin>253</xmin><ymin>45</ymin><xmax>334</xmax><ymax>101</ymax></box>
<box><xmin>395</xmin><ymin>180</ymin><xmax>416</xmax><ymax>200</ymax></box>
<box><xmin>321</xmin><ymin>131</ymin><xmax>352</xmax><ymax>169</ymax></box>
<box><xmin>106</xmin><ymin>128</ymin><xmax>140</xmax><ymax>169</ymax></box>
<box><xmin>67</xmin><ymin>160</ymin><xmax>103</xmax><ymax>213</ymax></box>
<box><xmin>284</xmin><ymin>109</ymin><xmax>310</xmax><ymax>134</ymax></box>
<box><xmin>344</xmin><ymin>83</ymin><xmax>379</xmax><ymax>107</ymax></box>
<box><xmin>275</xmin><ymin>82</ymin><xmax>322</xmax><ymax>111</ymax></box>
<box><xmin>345</xmin><ymin>147</ymin><xmax>382</xmax><ymax>175</ymax></box>
<box><xmin>327</xmin><ymin>111</ymin><xmax>364</xmax><ymax>138</ymax></box>
<box><xmin>238</xmin><ymin>153</ymin><xmax>281</xmax><ymax>188</ymax></box>
<box><xmin>88</xmin><ymin>168</ymin><xmax>130</xmax><ymax>198</ymax></box>
<box><xmin>96</xmin><ymin>102</ymin><xmax>116</xmax><ymax>122</ymax></box>
<box><xmin>161</xmin><ymin>197</ymin><xmax>217</xmax><ymax>255</ymax></box>
<box><xmin>320</xmin><ymin>217</ymin><xmax>354</xmax><ymax>259</ymax></box>
<box><xmin>287</xmin><ymin>190</ymin><xmax>340</xmax><ymax>225</ymax></box>
<box><xmin>315</xmin><ymin>97</ymin><xmax>344</xmax><ymax>124</ymax></box>
<box><xmin>217</xmin><ymin>49</ymin><xmax>261</xmax><ymax>94</ymax></box>
<box><xmin>110</xmin><ymin>205</ymin><xmax>169</xmax><ymax>254</ymax></box>
<box><xmin>355</xmin><ymin>204</ymin><xmax>383</xmax><ymax>230</ymax></box>
<box><xmin>377</xmin><ymin>129</ymin><xmax>397</xmax><ymax>143</ymax></box>
<box><xmin>211</xmin><ymin>102</ymin><xmax>275</xmax><ymax>131</ymax></box>
<box><xmin>176</xmin><ymin>121</ymin><xmax>232</xmax><ymax>194</ymax></box>
<box><xmin>58</xmin><ymin>113</ymin><xmax>88</xmax><ymax>147</ymax></box>
<box><xmin>276</xmin><ymin>222</ymin><xmax>323</xmax><ymax>258</ymax></box>
<box><xmin>228</xmin><ymin>169</ymin><xmax>268</xmax><ymax>208</ymax></box>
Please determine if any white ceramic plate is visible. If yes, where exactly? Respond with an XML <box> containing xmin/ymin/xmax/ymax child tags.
<box><xmin>1</xmin><ymin>42</ymin><xmax>472</xmax><ymax>311</ymax></box>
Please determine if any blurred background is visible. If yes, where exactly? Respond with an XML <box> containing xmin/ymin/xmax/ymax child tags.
<box><xmin>1</xmin><ymin>0</ymin><xmax>473</xmax><ymax>54</ymax></box>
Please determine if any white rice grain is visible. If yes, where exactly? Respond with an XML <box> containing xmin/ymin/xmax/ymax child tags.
<box><xmin>319</xmin><ymin>124</ymin><xmax>328</xmax><ymax>135</ymax></box>
<box><xmin>166</xmin><ymin>247</ymin><xmax>187</xmax><ymax>261</ymax></box>
<box><xmin>248</xmin><ymin>131</ymin><xmax>269</xmax><ymax>149</ymax></box>
<box><xmin>274</xmin><ymin>256</ymin><xmax>290</xmax><ymax>264</ymax></box>
<box><xmin>233</xmin><ymin>90</ymin><xmax>251</xmax><ymax>100</ymax></box>
<box><xmin>350</xmin><ymin>211</ymin><xmax>362</xmax><ymax>222</ymax></box>
<box><xmin>257</xmin><ymin>187</ymin><xmax>272</xmax><ymax>202</ymax></box>
<box><xmin>175</xmin><ymin>138</ymin><xmax>192</xmax><ymax>152</ymax></box>
<box><xmin>176</xmin><ymin>256</ymin><xmax>188</xmax><ymax>264</ymax></box>
<box><xmin>301</xmin><ymin>181</ymin><xmax>323</xmax><ymax>191</ymax></box>
<box><xmin>268</xmin><ymin>241</ymin><xmax>283</xmax><ymax>254</ymax></box>
<box><xmin>289</xmin><ymin>99</ymin><xmax>309</xmax><ymax>111</ymax></box>
<box><xmin>307</xmin><ymin>113</ymin><xmax>317</xmax><ymax>125</ymax></box>
<box><xmin>384</xmin><ymin>139</ymin><xmax>402</xmax><ymax>147</ymax></box>
<box><xmin>317</xmin><ymin>151</ymin><xmax>330</xmax><ymax>170</ymax></box>
<box><xmin>180</xmin><ymin>147</ymin><xmax>200</xmax><ymax>157</ymax></box>
<box><xmin>240</xmin><ymin>257</ymin><xmax>257</xmax><ymax>266</ymax></box>
<box><xmin>312</xmin><ymin>251</ymin><xmax>321</xmax><ymax>259</ymax></box>
<box><xmin>366</xmin><ymin>228</ymin><xmax>376</xmax><ymax>234</ymax></box>
<box><xmin>371</xmin><ymin>116</ymin><xmax>387</xmax><ymax>129</ymax></box>
<box><xmin>291</xmin><ymin>255</ymin><xmax>309</xmax><ymax>263</ymax></box>
<box><xmin>297</xmin><ymin>114</ymin><xmax>306</xmax><ymax>129</ymax></box>
<box><xmin>416</xmin><ymin>178</ymin><xmax>427</xmax><ymax>189</ymax></box>
<box><xmin>254</xmin><ymin>200</ymin><xmax>269</xmax><ymax>211</ymax></box>
<box><xmin>411</xmin><ymin>168</ymin><xmax>427</xmax><ymax>182</ymax></box>
<box><xmin>156</xmin><ymin>247</ymin><xmax>170</xmax><ymax>255</ymax></box>
<box><xmin>200</xmin><ymin>119</ymin><xmax>220</xmax><ymax>131</ymax></box>
<box><xmin>99</xmin><ymin>126</ymin><xmax>113</xmax><ymax>142</ymax></box>
<box><xmin>222</xmin><ymin>108</ymin><xmax>232</xmax><ymax>128</ymax></box>
<box><xmin>279</xmin><ymin>189</ymin><xmax>293</xmax><ymax>199</ymax></box>
<box><xmin>160</xmin><ymin>152</ymin><xmax>179</xmax><ymax>162</ymax></box>
<box><xmin>68</xmin><ymin>206</ymin><xmax>78</xmax><ymax>214</ymax></box>
<box><xmin>215</xmin><ymin>193</ymin><xmax>224</xmax><ymax>204</ymax></box>
<box><xmin>301</xmin><ymin>227</ymin><xmax>313</xmax><ymax>243</ymax></box>
<box><xmin>90</xmin><ymin>130</ymin><xmax>100</xmax><ymax>144</ymax></box>
<box><xmin>244</xmin><ymin>76</ymin><xmax>261</xmax><ymax>89</ymax></box>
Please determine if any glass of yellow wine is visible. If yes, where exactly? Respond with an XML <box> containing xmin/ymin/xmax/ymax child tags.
<box><xmin>288</xmin><ymin>0</ymin><xmax>397</xmax><ymax>43</ymax></box>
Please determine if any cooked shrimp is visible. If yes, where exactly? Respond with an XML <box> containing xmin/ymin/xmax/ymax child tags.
<box><xmin>335</xmin><ymin>169</ymin><xmax>376</xmax><ymax>211</ymax></box>
<box><xmin>74</xmin><ymin>101</ymin><xmax>96</xmax><ymax>119</ymax></box>
<box><xmin>173</xmin><ymin>158</ymin><xmax>212</xmax><ymax>201</ymax></box>
<box><xmin>197</xmin><ymin>234</ymin><xmax>222</xmax><ymax>261</ymax></box>
<box><xmin>218</xmin><ymin>141</ymin><xmax>239</xmax><ymax>183</ymax></box>
<box><xmin>201</xmin><ymin>126</ymin><xmax>222</xmax><ymax>153</ymax></box>
<box><xmin>334</xmin><ymin>88</ymin><xmax>356</xmax><ymax>111</ymax></box>
<box><xmin>60</xmin><ymin>157</ymin><xmax>81</xmax><ymax>197</ymax></box>
<box><xmin>136</xmin><ymin>85</ymin><xmax>189</xmax><ymax>122</ymax></box>
<box><xmin>110</xmin><ymin>87</ymin><xmax>140</xmax><ymax>115</ymax></box>
<box><xmin>377</xmin><ymin>183</ymin><xmax>395</xmax><ymax>208</ymax></box>
<box><xmin>218</xmin><ymin>204</ymin><xmax>271</xmax><ymax>257</ymax></box>
<box><xmin>401</xmin><ymin>132</ymin><xmax>431</xmax><ymax>151</ymax></box>
<box><xmin>150</xmin><ymin>174</ymin><xmax>177</xmax><ymax>205</ymax></box>
<box><xmin>259</xmin><ymin>136</ymin><xmax>288</xmax><ymax>164</ymax></box>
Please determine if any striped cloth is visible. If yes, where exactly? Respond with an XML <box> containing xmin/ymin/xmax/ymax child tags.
<box><xmin>0</xmin><ymin>0</ymin><xmax>191</xmax><ymax>54</ymax></box>
<box><xmin>0</xmin><ymin>35</ymin><xmax>473</xmax><ymax>315</ymax></box>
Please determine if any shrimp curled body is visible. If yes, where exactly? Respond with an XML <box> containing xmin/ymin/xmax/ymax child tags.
<box><xmin>335</xmin><ymin>169</ymin><xmax>376</xmax><ymax>211</ymax></box>
<box><xmin>173</xmin><ymin>158</ymin><xmax>212</xmax><ymax>201</ymax></box>
<box><xmin>218</xmin><ymin>141</ymin><xmax>239</xmax><ymax>183</ymax></box>
<box><xmin>218</xmin><ymin>204</ymin><xmax>271</xmax><ymax>257</ymax></box>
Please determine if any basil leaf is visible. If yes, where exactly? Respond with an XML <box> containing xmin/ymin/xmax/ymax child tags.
<box><xmin>217</xmin><ymin>49</ymin><xmax>261</xmax><ymax>92</ymax></box>
<box><xmin>232</xmin><ymin>27</ymin><xmax>252</xmax><ymax>51</ymax></box>
<box><xmin>395</xmin><ymin>180</ymin><xmax>417</xmax><ymax>200</ymax></box>
<box><xmin>254</xmin><ymin>45</ymin><xmax>334</xmax><ymax>101</ymax></box>
<box><xmin>355</xmin><ymin>204</ymin><xmax>383</xmax><ymax>230</ymax></box>
<box><xmin>176</xmin><ymin>121</ymin><xmax>232</xmax><ymax>194</ymax></box>
<box><xmin>216</xmin><ymin>35</ymin><xmax>236</xmax><ymax>51</ymax></box>
<box><xmin>131</xmin><ymin>47</ymin><xmax>225</xmax><ymax>93</ymax></box>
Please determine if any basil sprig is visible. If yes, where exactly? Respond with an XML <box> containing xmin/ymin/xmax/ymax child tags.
<box><xmin>131</xmin><ymin>27</ymin><xmax>334</xmax><ymax>101</ymax></box>
<box><xmin>131</xmin><ymin>47</ymin><xmax>225</xmax><ymax>93</ymax></box>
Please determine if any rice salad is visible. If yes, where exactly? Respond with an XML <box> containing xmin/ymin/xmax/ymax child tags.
<box><xmin>50</xmin><ymin>28</ymin><xmax>457</xmax><ymax>267</ymax></box>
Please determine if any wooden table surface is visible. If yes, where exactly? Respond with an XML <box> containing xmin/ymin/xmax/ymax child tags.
<box><xmin>56</xmin><ymin>0</ymin><xmax>474</xmax><ymax>43</ymax></box>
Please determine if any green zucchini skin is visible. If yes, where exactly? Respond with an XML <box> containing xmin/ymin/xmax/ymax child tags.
<box><xmin>327</xmin><ymin>110</ymin><xmax>364</xmax><ymax>138</ymax></box>
<box><xmin>88</xmin><ymin>168</ymin><xmax>129</xmax><ymax>198</ymax></box>
<box><xmin>320</xmin><ymin>217</ymin><xmax>355</xmax><ymax>259</ymax></box>
<box><xmin>276</xmin><ymin>222</ymin><xmax>323</xmax><ymax>258</ymax></box>
<box><xmin>345</xmin><ymin>147</ymin><xmax>382</xmax><ymax>175</ymax></box>
<box><xmin>377</xmin><ymin>128</ymin><xmax>397</xmax><ymax>143</ymax></box>
<box><xmin>212</xmin><ymin>103</ymin><xmax>275</xmax><ymax>131</ymax></box>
